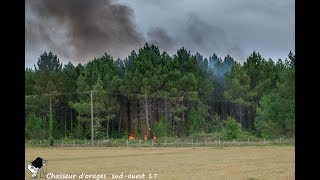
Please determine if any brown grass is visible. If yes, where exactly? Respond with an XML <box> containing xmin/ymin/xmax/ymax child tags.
<box><xmin>25</xmin><ymin>146</ymin><xmax>294</xmax><ymax>180</ymax></box>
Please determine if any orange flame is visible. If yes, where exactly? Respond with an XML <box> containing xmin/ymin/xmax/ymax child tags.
<box><xmin>129</xmin><ymin>135</ymin><xmax>135</xmax><ymax>140</ymax></box>
<box><xmin>129</xmin><ymin>132</ymin><xmax>135</xmax><ymax>140</ymax></box>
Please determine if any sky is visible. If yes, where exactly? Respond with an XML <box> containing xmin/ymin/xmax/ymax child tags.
<box><xmin>25</xmin><ymin>0</ymin><xmax>294</xmax><ymax>68</ymax></box>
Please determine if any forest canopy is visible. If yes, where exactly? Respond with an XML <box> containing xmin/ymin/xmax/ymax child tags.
<box><xmin>25</xmin><ymin>43</ymin><xmax>295</xmax><ymax>140</ymax></box>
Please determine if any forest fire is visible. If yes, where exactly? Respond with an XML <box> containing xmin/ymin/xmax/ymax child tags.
<box><xmin>129</xmin><ymin>135</ymin><xmax>135</xmax><ymax>140</ymax></box>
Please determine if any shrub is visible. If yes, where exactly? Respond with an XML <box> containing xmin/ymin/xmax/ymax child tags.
<box><xmin>208</xmin><ymin>113</ymin><xmax>223</xmax><ymax>132</ymax></box>
<box><xmin>255</xmin><ymin>119</ymin><xmax>280</xmax><ymax>139</ymax></box>
<box><xmin>95</xmin><ymin>123</ymin><xmax>106</xmax><ymax>140</ymax></box>
<box><xmin>25</xmin><ymin>112</ymin><xmax>46</xmax><ymax>139</ymax></box>
<box><xmin>224</xmin><ymin>117</ymin><xmax>241</xmax><ymax>140</ymax></box>
<box><xmin>49</xmin><ymin>136</ymin><xmax>54</xmax><ymax>146</ymax></box>
<box><xmin>153</xmin><ymin>117</ymin><xmax>172</xmax><ymax>137</ymax></box>
<box><xmin>187</xmin><ymin>108</ymin><xmax>206</xmax><ymax>135</ymax></box>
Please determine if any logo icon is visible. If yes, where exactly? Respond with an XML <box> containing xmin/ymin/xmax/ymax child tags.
<box><xmin>27</xmin><ymin>157</ymin><xmax>48</xmax><ymax>179</ymax></box>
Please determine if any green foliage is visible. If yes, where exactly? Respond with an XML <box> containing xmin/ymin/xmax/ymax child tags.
<box><xmin>25</xmin><ymin>45</ymin><xmax>295</xmax><ymax>140</ymax></box>
<box><xmin>224</xmin><ymin>117</ymin><xmax>242</xmax><ymax>140</ymax></box>
<box><xmin>35</xmin><ymin>51</ymin><xmax>62</xmax><ymax>73</ymax></box>
<box><xmin>189</xmin><ymin>131</ymin><xmax>225</xmax><ymax>140</ymax></box>
<box><xmin>25</xmin><ymin>68</ymin><xmax>36</xmax><ymax>95</ymax></box>
<box><xmin>255</xmin><ymin>88</ymin><xmax>294</xmax><ymax>138</ymax></box>
<box><xmin>237</xmin><ymin>130</ymin><xmax>260</xmax><ymax>141</ymax></box>
<box><xmin>255</xmin><ymin>119</ymin><xmax>280</xmax><ymax>139</ymax></box>
<box><xmin>224</xmin><ymin>51</ymin><xmax>295</xmax><ymax>134</ymax></box>
<box><xmin>49</xmin><ymin>112</ymin><xmax>53</xmax><ymax>138</ymax></box>
<box><xmin>73</xmin><ymin>116</ymin><xmax>86</xmax><ymax>139</ymax></box>
<box><xmin>94</xmin><ymin>123</ymin><xmax>106</xmax><ymax>140</ymax></box>
<box><xmin>187</xmin><ymin>108</ymin><xmax>206</xmax><ymax>135</ymax></box>
<box><xmin>49</xmin><ymin>112</ymin><xmax>54</xmax><ymax>146</ymax></box>
<box><xmin>49</xmin><ymin>136</ymin><xmax>54</xmax><ymax>146</ymax></box>
<box><xmin>255</xmin><ymin>54</ymin><xmax>295</xmax><ymax>138</ymax></box>
<box><xmin>208</xmin><ymin>113</ymin><xmax>223</xmax><ymax>132</ymax></box>
<box><xmin>25</xmin><ymin>113</ymin><xmax>46</xmax><ymax>139</ymax></box>
<box><xmin>153</xmin><ymin>117</ymin><xmax>172</xmax><ymax>137</ymax></box>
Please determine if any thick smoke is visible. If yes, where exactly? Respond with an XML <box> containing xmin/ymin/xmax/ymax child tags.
<box><xmin>180</xmin><ymin>13</ymin><xmax>244</xmax><ymax>60</ymax></box>
<box><xmin>26</xmin><ymin>1</ymin><xmax>244</xmax><ymax>65</ymax></box>
<box><xmin>146</xmin><ymin>13</ymin><xmax>244</xmax><ymax>60</ymax></box>
<box><xmin>25</xmin><ymin>0</ymin><xmax>144</xmax><ymax>63</ymax></box>
<box><xmin>147</xmin><ymin>27</ymin><xmax>176</xmax><ymax>52</ymax></box>
<box><xmin>184</xmin><ymin>14</ymin><xmax>228</xmax><ymax>53</ymax></box>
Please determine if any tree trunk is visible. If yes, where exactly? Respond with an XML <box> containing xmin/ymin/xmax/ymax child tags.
<box><xmin>70</xmin><ymin>108</ymin><xmax>73</xmax><ymax>135</ymax></box>
<box><xmin>77</xmin><ymin>114</ymin><xmax>81</xmax><ymax>138</ymax></box>
<box><xmin>106</xmin><ymin>119</ymin><xmax>109</xmax><ymax>139</ymax></box>
<box><xmin>181</xmin><ymin>97</ymin><xmax>185</xmax><ymax>137</ymax></box>
<box><xmin>127</xmin><ymin>100</ymin><xmax>131</xmax><ymax>135</ymax></box>
<box><xmin>155</xmin><ymin>100</ymin><xmax>159</xmax><ymax>122</ymax></box>
<box><xmin>164</xmin><ymin>97</ymin><xmax>168</xmax><ymax>120</ymax></box>
<box><xmin>118</xmin><ymin>103</ymin><xmax>121</xmax><ymax>134</ymax></box>
<box><xmin>64</xmin><ymin>108</ymin><xmax>67</xmax><ymax>137</ymax></box>
<box><xmin>172</xmin><ymin>101</ymin><xmax>176</xmax><ymax>135</ymax></box>
<box><xmin>239</xmin><ymin>105</ymin><xmax>242</xmax><ymax>126</ymax></box>
<box><xmin>137</xmin><ymin>100</ymin><xmax>142</xmax><ymax>135</ymax></box>
<box><xmin>181</xmin><ymin>100</ymin><xmax>185</xmax><ymax>123</ymax></box>
<box><xmin>144</xmin><ymin>96</ymin><xmax>150</xmax><ymax>135</ymax></box>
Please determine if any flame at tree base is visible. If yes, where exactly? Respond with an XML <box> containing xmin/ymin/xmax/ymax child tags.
<box><xmin>128</xmin><ymin>133</ymin><xmax>156</xmax><ymax>141</ymax></box>
<box><xmin>129</xmin><ymin>135</ymin><xmax>135</xmax><ymax>140</ymax></box>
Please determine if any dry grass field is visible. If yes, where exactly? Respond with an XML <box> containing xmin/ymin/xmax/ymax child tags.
<box><xmin>25</xmin><ymin>146</ymin><xmax>294</xmax><ymax>180</ymax></box>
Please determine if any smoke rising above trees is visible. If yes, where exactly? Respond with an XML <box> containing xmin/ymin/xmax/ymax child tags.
<box><xmin>26</xmin><ymin>0</ymin><xmax>244</xmax><ymax>65</ymax></box>
<box><xmin>26</xmin><ymin>0</ymin><xmax>144</xmax><ymax>63</ymax></box>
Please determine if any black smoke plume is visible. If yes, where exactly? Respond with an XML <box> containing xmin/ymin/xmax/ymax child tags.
<box><xmin>25</xmin><ymin>0</ymin><xmax>144</xmax><ymax>62</ymax></box>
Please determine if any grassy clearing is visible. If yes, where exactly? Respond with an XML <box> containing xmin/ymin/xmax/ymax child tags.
<box><xmin>25</xmin><ymin>146</ymin><xmax>294</xmax><ymax>180</ymax></box>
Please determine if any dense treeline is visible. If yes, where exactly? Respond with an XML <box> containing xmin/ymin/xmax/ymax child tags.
<box><xmin>25</xmin><ymin>43</ymin><xmax>295</xmax><ymax>140</ymax></box>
